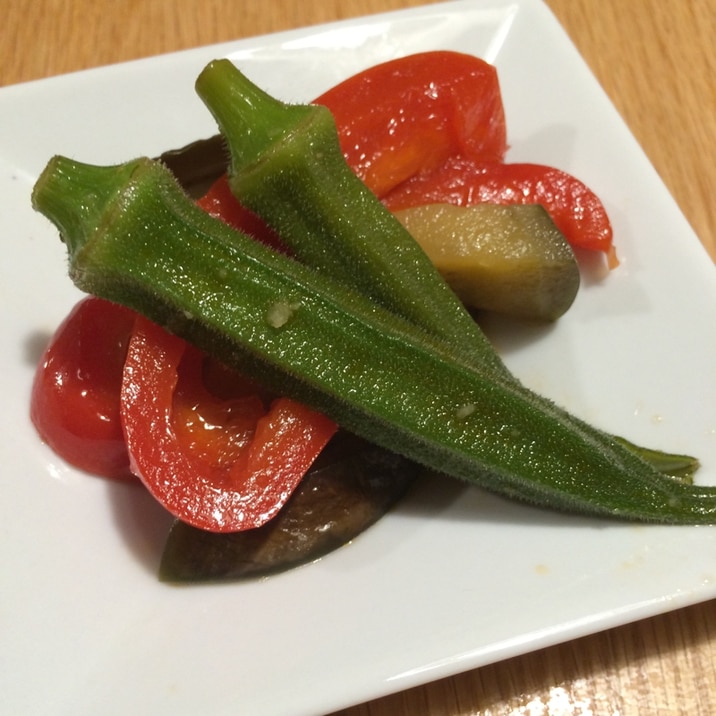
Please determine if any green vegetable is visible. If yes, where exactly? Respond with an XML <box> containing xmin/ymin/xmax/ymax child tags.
<box><xmin>612</xmin><ymin>436</ymin><xmax>700</xmax><ymax>484</ymax></box>
<box><xmin>158</xmin><ymin>131</ymin><xmax>698</xmax><ymax>483</ymax></box>
<box><xmin>195</xmin><ymin>59</ymin><xmax>508</xmax><ymax>379</ymax></box>
<box><xmin>193</xmin><ymin>59</ymin><xmax>698</xmax><ymax>482</ymax></box>
<box><xmin>32</xmin><ymin>151</ymin><xmax>713</xmax><ymax>523</ymax></box>
<box><xmin>393</xmin><ymin>202</ymin><xmax>580</xmax><ymax>320</ymax></box>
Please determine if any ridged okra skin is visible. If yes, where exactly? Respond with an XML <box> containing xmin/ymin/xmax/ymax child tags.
<box><xmin>195</xmin><ymin>59</ymin><xmax>510</xmax><ymax>380</ymax></box>
<box><xmin>194</xmin><ymin>59</ymin><xmax>698</xmax><ymax>482</ymax></box>
<box><xmin>32</xmin><ymin>154</ymin><xmax>715</xmax><ymax>524</ymax></box>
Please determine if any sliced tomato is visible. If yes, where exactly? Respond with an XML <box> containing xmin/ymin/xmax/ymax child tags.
<box><xmin>30</xmin><ymin>296</ymin><xmax>136</xmax><ymax>479</ymax></box>
<box><xmin>120</xmin><ymin>316</ymin><xmax>338</xmax><ymax>532</ymax></box>
<box><xmin>314</xmin><ymin>50</ymin><xmax>507</xmax><ymax>197</ymax></box>
<box><xmin>382</xmin><ymin>157</ymin><xmax>615</xmax><ymax>258</ymax></box>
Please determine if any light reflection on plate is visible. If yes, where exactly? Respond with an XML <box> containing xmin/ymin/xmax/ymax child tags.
<box><xmin>1</xmin><ymin>1</ymin><xmax>715</xmax><ymax>715</ymax></box>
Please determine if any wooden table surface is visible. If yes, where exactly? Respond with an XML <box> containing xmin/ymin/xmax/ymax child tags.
<box><xmin>4</xmin><ymin>1</ymin><xmax>714</xmax><ymax>714</ymax></box>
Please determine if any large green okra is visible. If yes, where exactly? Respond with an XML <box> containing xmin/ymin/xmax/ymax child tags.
<box><xmin>195</xmin><ymin>59</ymin><xmax>508</xmax><ymax>379</ymax></box>
<box><xmin>32</xmin><ymin>155</ymin><xmax>715</xmax><ymax>523</ymax></box>
<box><xmin>195</xmin><ymin>60</ymin><xmax>697</xmax><ymax>481</ymax></box>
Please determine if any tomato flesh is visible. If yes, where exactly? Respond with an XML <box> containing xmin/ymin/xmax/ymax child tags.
<box><xmin>315</xmin><ymin>50</ymin><xmax>507</xmax><ymax>197</ymax></box>
<box><xmin>120</xmin><ymin>316</ymin><xmax>338</xmax><ymax>532</ymax></box>
<box><xmin>171</xmin><ymin>344</ymin><xmax>266</xmax><ymax>473</ymax></box>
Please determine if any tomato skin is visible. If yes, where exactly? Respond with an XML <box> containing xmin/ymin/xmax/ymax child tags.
<box><xmin>314</xmin><ymin>50</ymin><xmax>507</xmax><ymax>197</ymax></box>
<box><xmin>120</xmin><ymin>316</ymin><xmax>337</xmax><ymax>532</ymax></box>
<box><xmin>30</xmin><ymin>296</ymin><xmax>137</xmax><ymax>479</ymax></box>
<box><xmin>383</xmin><ymin>157</ymin><xmax>615</xmax><ymax>255</ymax></box>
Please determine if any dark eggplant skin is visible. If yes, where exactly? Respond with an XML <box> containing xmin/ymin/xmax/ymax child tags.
<box><xmin>160</xmin><ymin>135</ymin><xmax>227</xmax><ymax>198</ymax></box>
<box><xmin>159</xmin><ymin>433</ymin><xmax>418</xmax><ymax>583</ymax></box>
<box><xmin>156</xmin><ymin>142</ymin><xmax>419</xmax><ymax>583</ymax></box>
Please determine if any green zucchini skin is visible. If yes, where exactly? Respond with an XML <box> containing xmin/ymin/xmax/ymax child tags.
<box><xmin>32</xmin><ymin>155</ymin><xmax>714</xmax><ymax>524</ymax></box>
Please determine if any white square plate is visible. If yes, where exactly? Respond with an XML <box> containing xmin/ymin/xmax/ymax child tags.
<box><xmin>2</xmin><ymin>1</ymin><xmax>715</xmax><ymax>714</ymax></box>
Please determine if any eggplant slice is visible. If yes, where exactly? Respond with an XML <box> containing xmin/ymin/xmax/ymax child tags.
<box><xmin>157</xmin><ymin>141</ymin><xmax>419</xmax><ymax>583</ymax></box>
<box><xmin>159</xmin><ymin>434</ymin><xmax>418</xmax><ymax>583</ymax></box>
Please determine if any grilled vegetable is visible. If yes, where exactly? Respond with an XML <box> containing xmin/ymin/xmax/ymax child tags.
<box><xmin>195</xmin><ymin>59</ymin><xmax>508</xmax><ymax>379</ymax></box>
<box><xmin>194</xmin><ymin>59</ymin><xmax>695</xmax><ymax>477</ymax></box>
<box><xmin>160</xmin><ymin>130</ymin><xmax>699</xmax><ymax>485</ymax></box>
<box><xmin>32</xmin><ymin>151</ymin><xmax>709</xmax><ymax>524</ymax></box>
<box><xmin>159</xmin><ymin>434</ymin><xmax>418</xmax><ymax>582</ymax></box>
<box><xmin>382</xmin><ymin>156</ymin><xmax>616</xmax><ymax>260</ymax></box>
<box><xmin>393</xmin><ymin>202</ymin><xmax>580</xmax><ymax>320</ymax></box>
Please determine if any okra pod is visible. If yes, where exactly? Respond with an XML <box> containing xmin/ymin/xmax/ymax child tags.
<box><xmin>32</xmin><ymin>155</ymin><xmax>715</xmax><ymax>523</ymax></box>
<box><xmin>195</xmin><ymin>59</ymin><xmax>509</xmax><ymax>379</ymax></box>
<box><xmin>194</xmin><ymin>60</ymin><xmax>699</xmax><ymax>481</ymax></box>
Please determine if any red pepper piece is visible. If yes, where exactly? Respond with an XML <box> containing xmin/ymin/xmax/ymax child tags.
<box><xmin>383</xmin><ymin>157</ymin><xmax>616</xmax><ymax>259</ymax></box>
<box><xmin>30</xmin><ymin>296</ymin><xmax>137</xmax><ymax>479</ymax></box>
<box><xmin>314</xmin><ymin>50</ymin><xmax>507</xmax><ymax>197</ymax></box>
<box><xmin>120</xmin><ymin>316</ymin><xmax>338</xmax><ymax>532</ymax></box>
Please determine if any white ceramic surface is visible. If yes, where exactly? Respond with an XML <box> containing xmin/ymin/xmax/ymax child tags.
<box><xmin>1</xmin><ymin>1</ymin><xmax>715</xmax><ymax>715</ymax></box>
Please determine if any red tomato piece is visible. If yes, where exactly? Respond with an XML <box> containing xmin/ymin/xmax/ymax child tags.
<box><xmin>383</xmin><ymin>157</ymin><xmax>615</xmax><ymax>257</ymax></box>
<box><xmin>30</xmin><ymin>296</ymin><xmax>137</xmax><ymax>479</ymax></box>
<box><xmin>314</xmin><ymin>50</ymin><xmax>507</xmax><ymax>198</ymax></box>
<box><xmin>120</xmin><ymin>316</ymin><xmax>338</xmax><ymax>532</ymax></box>
<box><xmin>196</xmin><ymin>173</ymin><xmax>288</xmax><ymax>254</ymax></box>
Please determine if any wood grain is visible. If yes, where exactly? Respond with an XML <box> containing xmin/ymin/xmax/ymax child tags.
<box><xmin>4</xmin><ymin>1</ymin><xmax>715</xmax><ymax>714</ymax></box>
